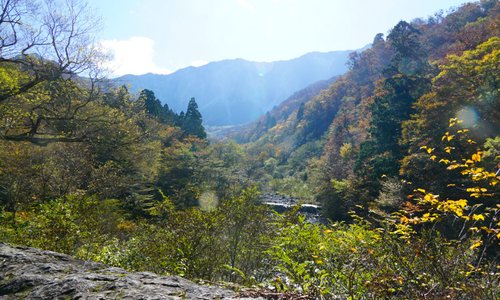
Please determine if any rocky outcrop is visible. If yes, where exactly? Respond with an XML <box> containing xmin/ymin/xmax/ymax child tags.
<box><xmin>0</xmin><ymin>243</ymin><xmax>260</xmax><ymax>299</ymax></box>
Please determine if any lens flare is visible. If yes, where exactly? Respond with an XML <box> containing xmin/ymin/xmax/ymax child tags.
<box><xmin>256</xmin><ymin>62</ymin><xmax>273</xmax><ymax>77</ymax></box>
<box><xmin>198</xmin><ymin>190</ymin><xmax>218</xmax><ymax>211</ymax></box>
<box><xmin>456</xmin><ymin>106</ymin><xmax>479</xmax><ymax>128</ymax></box>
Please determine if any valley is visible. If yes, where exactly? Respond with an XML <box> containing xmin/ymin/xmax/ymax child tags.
<box><xmin>0</xmin><ymin>0</ymin><xmax>498</xmax><ymax>298</ymax></box>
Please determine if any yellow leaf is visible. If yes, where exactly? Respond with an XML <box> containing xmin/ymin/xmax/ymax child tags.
<box><xmin>480</xmin><ymin>226</ymin><xmax>495</xmax><ymax>234</ymax></box>
<box><xmin>427</xmin><ymin>148</ymin><xmax>435</xmax><ymax>154</ymax></box>
<box><xmin>421</xmin><ymin>213</ymin><xmax>434</xmax><ymax>222</ymax></box>
<box><xmin>470</xmin><ymin>241</ymin><xmax>482</xmax><ymax>250</ymax></box>
<box><xmin>472</xmin><ymin>152</ymin><xmax>482</xmax><ymax>162</ymax></box>
<box><xmin>430</xmin><ymin>155</ymin><xmax>437</xmax><ymax>161</ymax></box>
<box><xmin>472</xmin><ymin>214</ymin><xmax>485</xmax><ymax>221</ymax></box>
<box><xmin>423</xmin><ymin>193</ymin><xmax>437</xmax><ymax>202</ymax></box>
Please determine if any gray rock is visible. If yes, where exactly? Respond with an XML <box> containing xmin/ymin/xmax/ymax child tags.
<box><xmin>0</xmin><ymin>243</ymin><xmax>260</xmax><ymax>299</ymax></box>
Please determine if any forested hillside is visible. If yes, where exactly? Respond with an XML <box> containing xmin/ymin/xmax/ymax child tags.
<box><xmin>243</xmin><ymin>0</ymin><xmax>499</xmax><ymax>219</ymax></box>
<box><xmin>0</xmin><ymin>0</ymin><xmax>498</xmax><ymax>299</ymax></box>
<box><xmin>232</xmin><ymin>76</ymin><xmax>339</xmax><ymax>143</ymax></box>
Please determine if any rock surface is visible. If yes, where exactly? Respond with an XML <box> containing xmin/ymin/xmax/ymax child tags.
<box><xmin>0</xmin><ymin>242</ymin><xmax>260</xmax><ymax>299</ymax></box>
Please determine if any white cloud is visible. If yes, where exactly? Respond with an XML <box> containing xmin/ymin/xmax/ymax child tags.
<box><xmin>100</xmin><ymin>36</ymin><xmax>171</xmax><ymax>77</ymax></box>
<box><xmin>190</xmin><ymin>60</ymin><xmax>208</xmax><ymax>67</ymax></box>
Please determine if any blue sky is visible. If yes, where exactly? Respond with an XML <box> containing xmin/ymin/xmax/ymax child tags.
<box><xmin>88</xmin><ymin>0</ymin><xmax>470</xmax><ymax>76</ymax></box>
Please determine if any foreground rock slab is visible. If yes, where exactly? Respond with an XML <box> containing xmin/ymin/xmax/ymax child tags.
<box><xmin>0</xmin><ymin>243</ymin><xmax>260</xmax><ymax>299</ymax></box>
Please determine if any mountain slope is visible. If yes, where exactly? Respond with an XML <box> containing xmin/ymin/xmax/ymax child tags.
<box><xmin>231</xmin><ymin>75</ymin><xmax>339</xmax><ymax>143</ymax></box>
<box><xmin>240</xmin><ymin>0</ymin><xmax>499</xmax><ymax>211</ymax></box>
<box><xmin>115</xmin><ymin>50</ymin><xmax>356</xmax><ymax>126</ymax></box>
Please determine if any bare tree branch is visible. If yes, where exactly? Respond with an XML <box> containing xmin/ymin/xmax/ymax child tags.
<box><xmin>0</xmin><ymin>0</ymin><xmax>103</xmax><ymax>103</ymax></box>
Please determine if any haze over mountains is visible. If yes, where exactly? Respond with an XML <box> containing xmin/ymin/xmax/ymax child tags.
<box><xmin>115</xmin><ymin>49</ymin><xmax>358</xmax><ymax>126</ymax></box>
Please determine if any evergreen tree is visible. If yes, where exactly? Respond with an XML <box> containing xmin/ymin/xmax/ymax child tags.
<box><xmin>386</xmin><ymin>21</ymin><xmax>428</xmax><ymax>76</ymax></box>
<box><xmin>264</xmin><ymin>112</ymin><xmax>276</xmax><ymax>129</ymax></box>
<box><xmin>354</xmin><ymin>75</ymin><xmax>430</xmax><ymax>204</ymax></box>
<box><xmin>182</xmin><ymin>97</ymin><xmax>207</xmax><ymax>139</ymax></box>
<box><xmin>139</xmin><ymin>89</ymin><xmax>178</xmax><ymax>125</ymax></box>
<box><xmin>296</xmin><ymin>102</ymin><xmax>305</xmax><ymax>121</ymax></box>
<box><xmin>140</xmin><ymin>89</ymin><xmax>163</xmax><ymax>119</ymax></box>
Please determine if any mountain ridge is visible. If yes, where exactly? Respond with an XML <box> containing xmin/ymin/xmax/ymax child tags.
<box><xmin>114</xmin><ymin>49</ymin><xmax>362</xmax><ymax>125</ymax></box>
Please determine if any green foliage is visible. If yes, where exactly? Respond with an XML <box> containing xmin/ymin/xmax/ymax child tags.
<box><xmin>68</xmin><ymin>188</ymin><xmax>273</xmax><ymax>283</ymax></box>
<box><xmin>401</xmin><ymin>37</ymin><xmax>500</xmax><ymax>194</ymax></box>
<box><xmin>140</xmin><ymin>89</ymin><xmax>178</xmax><ymax>125</ymax></box>
<box><xmin>266</xmin><ymin>213</ymin><xmax>498</xmax><ymax>299</ymax></box>
<box><xmin>0</xmin><ymin>1</ymin><xmax>499</xmax><ymax>299</ymax></box>
<box><xmin>181</xmin><ymin>98</ymin><xmax>207</xmax><ymax>139</ymax></box>
<box><xmin>0</xmin><ymin>195</ymin><xmax>125</xmax><ymax>255</ymax></box>
<box><xmin>269</xmin><ymin>216</ymin><xmax>411</xmax><ymax>298</ymax></box>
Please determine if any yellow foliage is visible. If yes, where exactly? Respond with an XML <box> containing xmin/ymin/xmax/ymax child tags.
<box><xmin>469</xmin><ymin>241</ymin><xmax>482</xmax><ymax>250</ymax></box>
<box><xmin>439</xmin><ymin>158</ymin><xmax>450</xmax><ymax>164</ymax></box>
<box><xmin>423</xmin><ymin>193</ymin><xmax>439</xmax><ymax>204</ymax></box>
<box><xmin>471</xmin><ymin>214</ymin><xmax>485</xmax><ymax>221</ymax></box>
<box><xmin>400</xmin><ymin>215</ymin><xmax>409</xmax><ymax>223</ymax></box>
<box><xmin>436</xmin><ymin>199</ymin><xmax>467</xmax><ymax>217</ymax></box>
<box><xmin>471</xmin><ymin>152</ymin><xmax>482</xmax><ymax>162</ymax></box>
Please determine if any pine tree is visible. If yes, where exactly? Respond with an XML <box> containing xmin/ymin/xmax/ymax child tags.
<box><xmin>182</xmin><ymin>97</ymin><xmax>207</xmax><ymax>139</ymax></box>
<box><xmin>140</xmin><ymin>89</ymin><xmax>163</xmax><ymax>118</ymax></box>
<box><xmin>139</xmin><ymin>89</ymin><xmax>179</xmax><ymax>125</ymax></box>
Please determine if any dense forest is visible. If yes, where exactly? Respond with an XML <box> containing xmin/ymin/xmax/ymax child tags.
<box><xmin>0</xmin><ymin>0</ymin><xmax>498</xmax><ymax>298</ymax></box>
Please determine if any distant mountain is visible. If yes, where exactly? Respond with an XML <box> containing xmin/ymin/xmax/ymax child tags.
<box><xmin>115</xmin><ymin>50</ymin><xmax>357</xmax><ymax>126</ymax></box>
